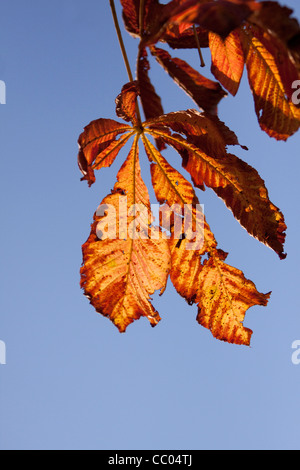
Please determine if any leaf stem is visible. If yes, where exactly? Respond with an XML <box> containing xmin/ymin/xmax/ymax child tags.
<box><xmin>139</xmin><ymin>0</ymin><xmax>145</xmax><ymax>37</ymax></box>
<box><xmin>109</xmin><ymin>0</ymin><xmax>143</xmax><ymax>128</ymax></box>
<box><xmin>193</xmin><ymin>25</ymin><xmax>205</xmax><ymax>68</ymax></box>
<box><xmin>109</xmin><ymin>0</ymin><xmax>134</xmax><ymax>82</ymax></box>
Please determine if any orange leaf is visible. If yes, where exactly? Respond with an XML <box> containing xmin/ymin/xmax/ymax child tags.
<box><xmin>143</xmin><ymin>139</ymin><xmax>269</xmax><ymax>345</ymax></box>
<box><xmin>145</xmin><ymin>109</ymin><xmax>246</xmax><ymax>159</ymax></box>
<box><xmin>140</xmin><ymin>132</ymin><xmax>269</xmax><ymax>345</ymax></box>
<box><xmin>142</xmin><ymin>134</ymin><xmax>197</xmax><ymax>208</ymax></box>
<box><xmin>145</xmin><ymin>109</ymin><xmax>287</xmax><ymax>259</ymax></box>
<box><xmin>196</xmin><ymin>256</ymin><xmax>271</xmax><ymax>345</ymax></box>
<box><xmin>169</xmin><ymin>225</ymin><xmax>270</xmax><ymax>346</ymax></box>
<box><xmin>240</xmin><ymin>24</ymin><xmax>300</xmax><ymax>140</ymax></box>
<box><xmin>80</xmin><ymin>136</ymin><xmax>171</xmax><ymax>332</ymax></box>
<box><xmin>209</xmin><ymin>30</ymin><xmax>245</xmax><ymax>96</ymax></box>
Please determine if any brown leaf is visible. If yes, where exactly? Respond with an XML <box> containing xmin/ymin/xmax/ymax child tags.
<box><xmin>121</xmin><ymin>0</ymin><xmax>165</xmax><ymax>39</ymax></box>
<box><xmin>80</xmin><ymin>136</ymin><xmax>171</xmax><ymax>332</ymax></box>
<box><xmin>137</xmin><ymin>47</ymin><xmax>165</xmax><ymax>150</ymax></box>
<box><xmin>137</xmin><ymin>47</ymin><xmax>164</xmax><ymax>121</ymax></box>
<box><xmin>158</xmin><ymin>0</ymin><xmax>260</xmax><ymax>41</ymax></box>
<box><xmin>120</xmin><ymin>0</ymin><xmax>140</xmax><ymax>36</ymax></box>
<box><xmin>250</xmin><ymin>1</ymin><xmax>300</xmax><ymax>51</ymax></box>
<box><xmin>151</xmin><ymin>46</ymin><xmax>227</xmax><ymax>114</ymax></box>
<box><xmin>120</xmin><ymin>0</ymin><xmax>161</xmax><ymax>37</ymax></box>
<box><xmin>163</xmin><ymin>24</ymin><xmax>209</xmax><ymax>49</ymax></box>
<box><xmin>115</xmin><ymin>81</ymin><xmax>140</xmax><ymax>125</ymax></box>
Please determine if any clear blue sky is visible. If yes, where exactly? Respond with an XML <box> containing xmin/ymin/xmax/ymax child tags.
<box><xmin>1</xmin><ymin>0</ymin><xmax>300</xmax><ymax>450</ymax></box>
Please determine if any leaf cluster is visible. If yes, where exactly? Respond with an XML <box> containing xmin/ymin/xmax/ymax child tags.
<box><xmin>77</xmin><ymin>0</ymin><xmax>300</xmax><ymax>346</ymax></box>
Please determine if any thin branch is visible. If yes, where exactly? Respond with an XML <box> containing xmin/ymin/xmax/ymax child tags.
<box><xmin>109</xmin><ymin>0</ymin><xmax>143</xmax><ymax>127</ymax></box>
<box><xmin>109</xmin><ymin>0</ymin><xmax>134</xmax><ymax>82</ymax></box>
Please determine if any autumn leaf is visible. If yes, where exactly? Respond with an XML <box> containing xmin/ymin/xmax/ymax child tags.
<box><xmin>250</xmin><ymin>1</ymin><xmax>300</xmax><ymax>53</ymax></box>
<box><xmin>240</xmin><ymin>24</ymin><xmax>300</xmax><ymax>140</ymax></box>
<box><xmin>78</xmin><ymin>77</ymin><xmax>284</xmax><ymax>345</ymax></box>
<box><xmin>209</xmin><ymin>24</ymin><xmax>300</xmax><ymax>138</ymax></box>
<box><xmin>81</xmin><ymin>135</ymin><xmax>171</xmax><ymax>332</ymax></box>
<box><xmin>140</xmin><ymin>133</ymin><xmax>270</xmax><ymax>345</ymax></box>
<box><xmin>165</xmin><ymin>0</ymin><xmax>260</xmax><ymax>39</ymax></box>
<box><xmin>209</xmin><ymin>29</ymin><xmax>245</xmax><ymax>96</ymax></box>
<box><xmin>138</xmin><ymin>0</ymin><xmax>260</xmax><ymax>46</ymax></box>
<box><xmin>126</xmin><ymin>0</ymin><xmax>300</xmax><ymax>140</ymax></box>
<box><xmin>120</xmin><ymin>0</ymin><xmax>161</xmax><ymax>37</ymax></box>
<box><xmin>145</xmin><ymin>109</ymin><xmax>287</xmax><ymax>259</ymax></box>
<box><xmin>196</xmin><ymin>256</ymin><xmax>271</xmax><ymax>345</ymax></box>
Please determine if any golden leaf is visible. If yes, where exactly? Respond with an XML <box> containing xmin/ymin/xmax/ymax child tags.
<box><xmin>241</xmin><ymin>24</ymin><xmax>300</xmax><ymax>140</ymax></box>
<box><xmin>80</xmin><ymin>136</ymin><xmax>171</xmax><ymax>332</ymax></box>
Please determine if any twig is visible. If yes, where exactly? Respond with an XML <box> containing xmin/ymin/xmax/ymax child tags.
<box><xmin>109</xmin><ymin>0</ymin><xmax>143</xmax><ymax>127</ymax></box>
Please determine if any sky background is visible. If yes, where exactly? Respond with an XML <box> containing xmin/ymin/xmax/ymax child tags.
<box><xmin>1</xmin><ymin>0</ymin><xmax>300</xmax><ymax>450</ymax></box>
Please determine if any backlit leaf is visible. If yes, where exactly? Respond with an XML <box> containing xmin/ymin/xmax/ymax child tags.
<box><xmin>140</xmin><ymin>133</ymin><xmax>270</xmax><ymax>346</ymax></box>
<box><xmin>241</xmin><ymin>24</ymin><xmax>300</xmax><ymax>140</ymax></box>
<box><xmin>80</xmin><ymin>136</ymin><xmax>171</xmax><ymax>332</ymax></box>
<box><xmin>145</xmin><ymin>109</ymin><xmax>287</xmax><ymax>258</ymax></box>
<box><xmin>196</xmin><ymin>256</ymin><xmax>271</xmax><ymax>345</ymax></box>
<box><xmin>209</xmin><ymin>30</ymin><xmax>245</xmax><ymax>96</ymax></box>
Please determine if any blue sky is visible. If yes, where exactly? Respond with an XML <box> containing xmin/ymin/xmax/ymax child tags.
<box><xmin>0</xmin><ymin>0</ymin><xmax>300</xmax><ymax>450</ymax></box>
